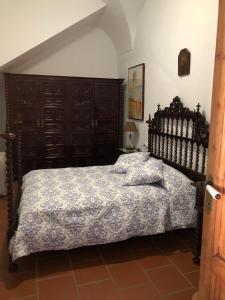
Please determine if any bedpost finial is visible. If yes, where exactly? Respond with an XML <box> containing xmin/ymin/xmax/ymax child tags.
<box><xmin>196</xmin><ymin>103</ymin><xmax>201</xmax><ymax>112</ymax></box>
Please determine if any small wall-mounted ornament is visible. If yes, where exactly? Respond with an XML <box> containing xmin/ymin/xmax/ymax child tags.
<box><xmin>178</xmin><ymin>48</ymin><xmax>191</xmax><ymax>76</ymax></box>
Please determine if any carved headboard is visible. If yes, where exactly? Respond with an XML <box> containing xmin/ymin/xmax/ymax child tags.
<box><xmin>146</xmin><ymin>96</ymin><xmax>209</xmax><ymax>181</ymax></box>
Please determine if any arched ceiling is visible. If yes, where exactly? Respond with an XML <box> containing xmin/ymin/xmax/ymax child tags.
<box><xmin>120</xmin><ymin>0</ymin><xmax>146</xmax><ymax>46</ymax></box>
<box><xmin>99</xmin><ymin>0</ymin><xmax>146</xmax><ymax>54</ymax></box>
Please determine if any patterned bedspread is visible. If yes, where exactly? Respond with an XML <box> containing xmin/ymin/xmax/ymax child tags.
<box><xmin>10</xmin><ymin>165</ymin><xmax>196</xmax><ymax>260</ymax></box>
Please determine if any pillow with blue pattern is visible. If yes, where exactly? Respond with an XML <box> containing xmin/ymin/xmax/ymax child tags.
<box><xmin>162</xmin><ymin>163</ymin><xmax>193</xmax><ymax>191</ymax></box>
<box><xmin>110</xmin><ymin>152</ymin><xmax>149</xmax><ymax>174</ymax></box>
<box><xmin>123</xmin><ymin>158</ymin><xmax>164</xmax><ymax>185</ymax></box>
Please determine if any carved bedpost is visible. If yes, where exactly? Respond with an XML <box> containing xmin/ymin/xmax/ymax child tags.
<box><xmin>6</xmin><ymin>132</ymin><xmax>18</xmax><ymax>271</ymax></box>
<box><xmin>118</xmin><ymin>80</ymin><xmax>125</xmax><ymax>148</ymax></box>
<box><xmin>5</xmin><ymin>132</ymin><xmax>16</xmax><ymax>238</ymax></box>
<box><xmin>147</xmin><ymin>114</ymin><xmax>153</xmax><ymax>155</ymax></box>
<box><xmin>0</xmin><ymin>131</ymin><xmax>17</xmax><ymax>271</ymax></box>
<box><xmin>16</xmin><ymin>128</ymin><xmax>23</xmax><ymax>186</ymax></box>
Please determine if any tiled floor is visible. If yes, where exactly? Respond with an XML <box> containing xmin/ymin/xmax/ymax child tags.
<box><xmin>0</xmin><ymin>196</ymin><xmax>199</xmax><ymax>300</ymax></box>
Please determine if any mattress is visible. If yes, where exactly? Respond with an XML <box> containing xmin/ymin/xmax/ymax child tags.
<box><xmin>9</xmin><ymin>165</ymin><xmax>196</xmax><ymax>260</ymax></box>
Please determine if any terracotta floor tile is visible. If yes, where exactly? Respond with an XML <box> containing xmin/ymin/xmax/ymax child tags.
<box><xmin>185</xmin><ymin>271</ymin><xmax>199</xmax><ymax>289</ymax></box>
<box><xmin>0</xmin><ymin>272</ymin><xmax>36</xmax><ymax>299</ymax></box>
<box><xmin>79</xmin><ymin>279</ymin><xmax>120</xmax><ymax>300</ymax></box>
<box><xmin>0</xmin><ymin>223</ymin><xmax>198</xmax><ymax>299</ymax></box>
<box><xmin>148</xmin><ymin>265</ymin><xmax>190</xmax><ymax>295</ymax></box>
<box><xmin>99</xmin><ymin>242</ymin><xmax>131</xmax><ymax>264</ymax></box>
<box><xmin>133</xmin><ymin>247</ymin><xmax>171</xmax><ymax>270</ymax></box>
<box><xmin>119</xmin><ymin>284</ymin><xmax>161</xmax><ymax>300</ymax></box>
<box><xmin>37</xmin><ymin>254</ymin><xmax>72</xmax><ymax>280</ymax></box>
<box><xmin>72</xmin><ymin>259</ymin><xmax>110</xmax><ymax>285</ymax></box>
<box><xmin>169</xmin><ymin>251</ymin><xmax>199</xmax><ymax>273</ymax></box>
<box><xmin>39</xmin><ymin>274</ymin><xmax>78</xmax><ymax>300</ymax></box>
<box><xmin>109</xmin><ymin>260</ymin><xmax>148</xmax><ymax>288</ymax></box>
<box><xmin>164</xmin><ymin>288</ymin><xmax>195</xmax><ymax>300</ymax></box>
<box><xmin>69</xmin><ymin>246</ymin><xmax>100</xmax><ymax>264</ymax></box>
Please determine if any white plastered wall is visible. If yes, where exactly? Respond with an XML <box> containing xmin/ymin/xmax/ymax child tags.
<box><xmin>7</xmin><ymin>26</ymin><xmax>118</xmax><ymax>78</ymax></box>
<box><xmin>118</xmin><ymin>0</ymin><xmax>219</xmax><ymax>148</ymax></box>
<box><xmin>0</xmin><ymin>0</ymin><xmax>105</xmax><ymax>68</ymax></box>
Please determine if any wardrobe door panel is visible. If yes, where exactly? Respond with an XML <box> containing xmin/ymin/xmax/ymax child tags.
<box><xmin>94</xmin><ymin>81</ymin><xmax>120</xmax><ymax>164</ymax></box>
<box><xmin>94</xmin><ymin>84</ymin><xmax>117</xmax><ymax>109</ymax></box>
<box><xmin>44</xmin><ymin>133</ymin><xmax>66</xmax><ymax>147</ymax></box>
<box><xmin>44</xmin><ymin>158</ymin><xmax>66</xmax><ymax>169</ymax></box>
<box><xmin>69</xmin><ymin>80</ymin><xmax>94</xmax><ymax>166</ymax></box>
<box><xmin>43</xmin><ymin>133</ymin><xmax>66</xmax><ymax>158</ymax></box>
<box><xmin>39</xmin><ymin>79</ymin><xmax>68</xmax><ymax>168</ymax></box>
<box><xmin>12</xmin><ymin>108</ymin><xmax>39</xmax><ymax>129</ymax></box>
<box><xmin>40</xmin><ymin>81</ymin><xmax>66</xmax><ymax>106</ymax></box>
<box><xmin>42</xmin><ymin>107</ymin><xmax>66</xmax><ymax>131</ymax></box>
<box><xmin>5</xmin><ymin>75</ymin><xmax>41</xmax><ymax>173</ymax></box>
<box><xmin>7</xmin><ymin>78</ymin><xmax>38</xmax><ymax>107</ymax></box>
<box><xmin>20</xmin><ymin>130</ymin><xmax>41</xmax><ymax>174</ymax></box>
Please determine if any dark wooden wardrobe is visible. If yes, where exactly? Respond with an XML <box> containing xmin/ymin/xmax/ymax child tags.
<box><xmin>4</xmin><ymin>73</ymin><xmax>124</xmax><ymax>174</ymax></box>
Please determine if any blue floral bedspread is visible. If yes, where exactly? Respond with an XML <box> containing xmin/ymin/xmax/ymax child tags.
<box><xmin>10</xmin><ymin>165</ymin><xmax>196</xmax><ymax>260</ymax></box>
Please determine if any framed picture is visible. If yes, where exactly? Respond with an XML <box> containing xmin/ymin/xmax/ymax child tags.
<box><xmin>128</xmin><ymin>63</ymin><xmax>145</xmax><ymax>120</ymax></box>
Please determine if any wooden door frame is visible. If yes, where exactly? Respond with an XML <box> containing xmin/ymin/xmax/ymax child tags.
<box><xmin>194</xmin><ymin>0</ymin><xmax>225</xmax><ymax>298</ymax></box>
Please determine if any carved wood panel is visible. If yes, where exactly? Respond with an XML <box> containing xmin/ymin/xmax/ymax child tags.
<box><xmin>70</xmin><ymin>81</ymin><xmax>93</xmax><ymax>110</ymax></box>
<box><xmin>147</xmin><ymin>96</ymin><xmax>209</xmax><ymax>181</ymax></box>
<box><xmin>12</xmin><ymin>108</ymin><xmax>39</xmax><ymax>129</ymax></box>
<box><xmin>8</xmin><ymin>79</ymin><xmax>38</xmax><ymax>107</ymax></box>
<box><xmin>95</xmin><ymin>133</ymin><xmax>116</xmax><ymax>145</ymax></box>
<box><xmin>44</xmin><ymin>133</ymin><xmax>66</xmax><ymax>147</ymax></box>
<box><xmin>71</xmin><ymin>134</ymin><xmax>92</xmax><ymax>145</ymax></box>
<box><xmin>95</xmin><ymin>83</ymin><xmax>118</xmax><ymax>110</ymax></box>
<box><xmin>71</xmin><ymin>110</ymin><xmax>93</xmax><ymax>133</ymax></box>
<box><xmin>39</xmin><ymin>80</ymin><xmax>68</xmax><ymax>167</ymax></box>
<box><xmin>40</xmin><ymin>80</ymin><xmax>66</xmax><ymax>107</ymax></box>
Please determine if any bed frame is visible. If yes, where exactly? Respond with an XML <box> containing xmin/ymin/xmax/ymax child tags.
<box><xmin>0</xmin><ymin>96</ymin><xmax>209</xmax><ymax>271</ymax></box>
<box><xmin>147</xmin><ymin>96</ymin><xmax>208</xmax><ymax>264</ymax></box>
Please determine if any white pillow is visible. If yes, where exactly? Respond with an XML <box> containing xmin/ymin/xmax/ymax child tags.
<box><xmin>110</xmin><ymin>152</ymin><xmax>149</xmax><ymax>174</ymax></box>
<box><xmin>123</xmin><ymin>158</ymin><xmax>164</xmax><ymax>186</ymax></box>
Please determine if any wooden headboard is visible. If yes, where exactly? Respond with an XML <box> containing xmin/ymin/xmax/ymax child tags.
<box><xmin>146</xmin><ymin>96</ymin><xmax>209</xmax><ymax>181</ymax></box>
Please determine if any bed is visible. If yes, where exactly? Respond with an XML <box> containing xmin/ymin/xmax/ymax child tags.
<box><xmin>0</xmin><ymin>96</ymin><xmax>209</xmax><ymax>271</ymax></box>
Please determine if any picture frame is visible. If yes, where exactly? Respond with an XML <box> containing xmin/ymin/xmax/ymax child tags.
<box><xmin>128</xmin><ymin>63</ymin><xmax>145</xmax><ymax>120</ymax></box>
